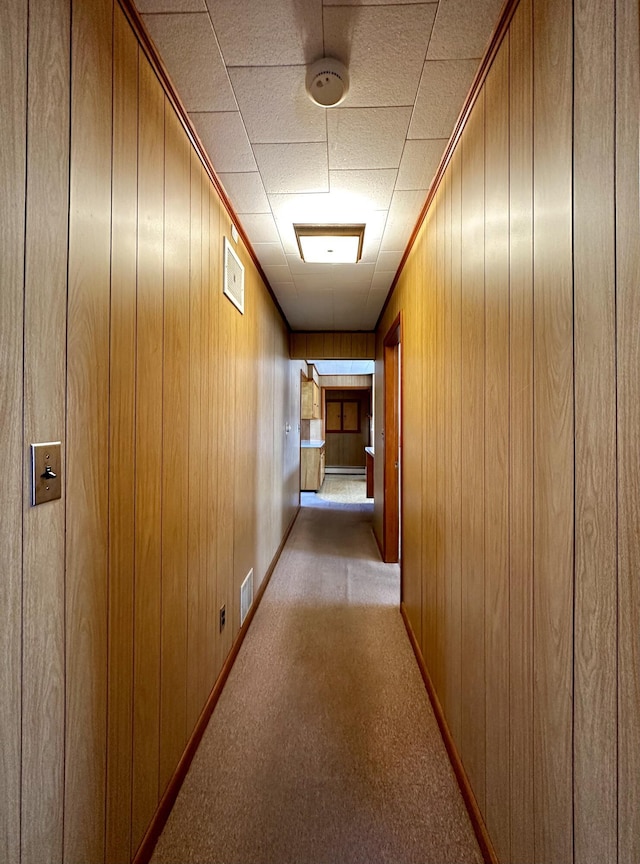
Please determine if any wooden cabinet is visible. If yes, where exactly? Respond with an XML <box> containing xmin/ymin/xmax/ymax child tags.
<box><xmin>301</xmin><ymin>380</ymin><xmax>320</xmax><ymax>419</ymax></box>
<box><xmin>301</xmin><ymin>445</ymin><xmax>325</xmax><ymax>491</ymax></box>
<box><xmin>326</xmin><ymin>399</ymin><xmax>360</xmax><ymax>432</ymax></box>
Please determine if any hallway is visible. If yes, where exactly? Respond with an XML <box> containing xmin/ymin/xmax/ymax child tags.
<box><xmin>151</xmin><ymin>500</ymin><xmax>481</xmax><ymax>864</ymax></box>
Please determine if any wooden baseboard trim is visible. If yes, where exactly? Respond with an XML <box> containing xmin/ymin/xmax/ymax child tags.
<box><xmin>133</xmin><ymin>506</ymin><xmax>301</xmax><ymax>864</ymax></box>
<box><xmin>400</xmin><ymin>602</ymin><xmax>499</xmax><ymax>864</ymax></box>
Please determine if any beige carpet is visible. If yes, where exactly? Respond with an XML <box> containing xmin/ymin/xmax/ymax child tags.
<box><xmin>317</xmin><ymin>474</ymin><xmax>369</xmax><ymax>504</ymax></box>
<box><xmin>151</xmin><ymin>505</ymin><xmax>482</xmax><ymax>864</ymax></box>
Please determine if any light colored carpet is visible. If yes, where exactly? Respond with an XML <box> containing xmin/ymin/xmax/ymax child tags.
<box><xmin>301</xmin><ymin>475</ymin><xmax>372</xmax><ymax>512</ymax></box>
<box><xmin>151</xmin><ymin>505</ymin><xmax>482</xmax><ymax>864</ymax></box>
<box><xmin>317</xmin><ymin>475</ymin><xmax>369</xmax><ymax>504</ymax></box>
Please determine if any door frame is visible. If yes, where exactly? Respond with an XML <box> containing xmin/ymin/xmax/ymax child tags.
<box><xmin>383</xmin><ymin>313</ymin><xmax>402</xmax><ymax>564</ymax></box>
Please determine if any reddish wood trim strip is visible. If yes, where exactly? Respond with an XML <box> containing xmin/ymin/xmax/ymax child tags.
<box><xmin>400</xmin><ymin>602</ymin><xmax>499</xmax><ymax>864</ymax></box>
<box><xmin>116</xmin><ymin>0</ymin><xmax>290</xmax><ymax>330</ymax></box>
<box><xmin>132</xmin><ymin>507</ymin><xmax>301</xmax><ymax>864</ymax></box>
<box><xmin>375</xmin><ymin>0</ymin><xmax>520</xmax><ymax>330</ymax></box>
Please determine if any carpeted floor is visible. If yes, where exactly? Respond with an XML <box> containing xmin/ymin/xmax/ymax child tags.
<box><xmin>151</xmin><ymin>504</ymin><xmax>482</xmax><ymax>864</ymax></box>
<box><xmin>301</xmin><ymin>475</ymin><xmax>372</xmax><ymax>512</ymax></box>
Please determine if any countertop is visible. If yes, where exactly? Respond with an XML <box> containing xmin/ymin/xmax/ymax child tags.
<box><xmin>301</xmin><ymin>439</ymin><xmax>325</xmax><ymax>448</ymax></box>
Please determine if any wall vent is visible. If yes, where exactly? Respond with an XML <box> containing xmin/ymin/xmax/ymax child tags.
<box><xmin>240</xmin><ymin>568</ymin><xmax>254</xmax><ymax>627</ymax></box>
<box><xmin>223</xmin><ymin>236</ymin><xmax>244</xmax><ymax>314</ymax></box>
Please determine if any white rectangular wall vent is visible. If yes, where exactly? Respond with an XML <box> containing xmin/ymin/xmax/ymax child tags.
<box><xmin>240</xmin><ymin>568</ymin><xmax>254</xmax><ymax>626</ymax></box>
<box><xmin>223</xmin><ymin>235</ymin><xmax>244</xmax><ymax>314</ymax></box>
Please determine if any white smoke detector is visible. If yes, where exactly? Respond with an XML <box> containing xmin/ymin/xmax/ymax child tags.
<box><xmin>306</xmin><ymin>57</ymin><xmax>349</xmax><ymax>107</ymax></box>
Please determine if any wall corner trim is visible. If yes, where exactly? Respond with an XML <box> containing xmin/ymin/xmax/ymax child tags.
<box><xmin>132</xmin><ymin>507</ymin><xmax>301</xmax><ymax>864</ymax></box>
<box><xmin>400</xmin><ymin>603</ymin><xmax>499</xmax><ymax>864</ymax></box>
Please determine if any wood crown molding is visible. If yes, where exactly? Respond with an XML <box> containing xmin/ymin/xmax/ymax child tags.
<box><xmin>116</xmin><ymin>0</ymin><xmax>290</xmax><ymax>330</ymax></box>
<box><xmin>375</xmin><ymin>0</ymin><xmax>521</xmax><ymax>331</ymax></box>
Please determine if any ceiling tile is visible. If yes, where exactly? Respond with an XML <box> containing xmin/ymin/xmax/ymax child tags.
<box><xmin>136</xmin><ymin>0</ymin><xmax>207</xmax><ymax>8</ymax></box>
<box><xmin>286</xmin><ymin>255</ymin><xmax>374</xmax><ymax>284</ymax></box>
<box><xmin>285</xmin><ymin>252</ymin><xmax>340</xmax><ymax>276</ymax></box>
<box><xmin>370</xmin><ymin>272</ymin><xmax>394</xmax><ymax>293</ymax></box>
<box><xmin>270</xmin><ymin>282</ymin><xmax>296</xmax><ymax>295</ymax></box>
<box><xmin>427</xmin><ymin>0</ymin><xmax>505</xmax><ymax>60</ymax></box>
<box><xmin>142</xmin><ymin>13</ymin><xmax>236</xmax><ymax>111</ymax></box>
<box><xmin>323</xmin><ymin>4</ymin><xmax>437</xmax><ymax>107</ymax></box>
<box><xmin>251</xmin><ymin>242</ymin><xmax>288</xmax><ymax>266</ymax></box>
<box><xmin>238</xmin><ymin>213</ymin><xmax>281</xmax><ymax>244</ymax></box>
<box><xmin>324</xmin><ymin>0</ymin><xmax>433</xmax><ymax>4</ymax></box>
<box><xmin>262</xmin><ymin>264</ymin><xmax>293</xmax><ymax>284</ymax></box>
<box><xmin>329</xmin><ymin>169</ymin><xmax>397</xmax><ymax>211</ymax></box>
<box><xmin>327</xmin><ymin>108</ymin><xmax>412</xmax><ymax>170</ymax></box>
<box><xmin>229</xmin><ymin>66</ymin><xmax>326</xmax><ymax>144</ymax></box>
<box><xmin>396</xmin><ymin>138</ymin><xmax>448</xmax><ymax>190</ymax></box>
<box><xmin>137</xmin><ymin>0</ymin><xmax>205</xmax><ymax>10</ymax></box>
<box><xmin>253</xmin><ymin>143</ymin><xmax>329</xmax><ymax>194</ymax></box>
<box><xmin>204</xmin><ymin>0</ymin><xmax>323</xmax><ymax>66</ymax></box>
<box><xmin>380</xmin><ymin>189</ymin><xmax>426</xmax><ymax>251</ymax></box>
<box><xmin>287</xmin><ymin>293</ymin><xmax>335</xmax><ymax>329</ymax></box>
<box><xmin>408</xmin><ymin>59</ymin><xmax>478</xmax><ymax>139</ymax></box>
<box><xmin>189</xmin><ymin>111</ymin><xmax>256</xmax><ymax>173</ymax></box>
<box><xmin>359</xmin><ymin>211</ymin><xmax>387</xmax><ymax>263</ymax></box>
<box><xmin>269</xmin><ymin>189</ymin><xmax>378</xmax><ymax>225</ymax></box>
<box><xmin>375</xmin><ymin>250</ymin><xmax>403</xmax><ymax>272</ymax></box>
<box><xmin>273</xmin><ymin>216</ymin><xmax>300</xmax><ymax>256</ymax></box>
<box><xmin>217</xmin><ymin>172</ymin><xmax>270</xmax><ymax>213</ymax></box>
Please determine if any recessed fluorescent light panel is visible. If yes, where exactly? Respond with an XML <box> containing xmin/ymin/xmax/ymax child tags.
<box><xmin>294</xmin><ymin>224</ymin><xmax>365</xmax><ymax>264</ymax></box>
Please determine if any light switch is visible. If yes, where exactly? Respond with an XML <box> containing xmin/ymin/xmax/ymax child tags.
<box><xmin>31</xmin><ymin>441</ymin><xmax>62</xmax><ymax>506</ymax></box>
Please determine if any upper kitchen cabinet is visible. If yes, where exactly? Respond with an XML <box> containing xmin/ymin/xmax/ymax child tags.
<box><xmin>301</xmin><ymin>379</ymin><xmax>321</xmax><ymax>419</ymax></box>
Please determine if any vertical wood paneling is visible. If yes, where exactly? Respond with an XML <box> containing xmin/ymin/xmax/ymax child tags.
<box><xmin>187</xmin><ymin>150</ymin><xmax>204</xmax><ymax>734</ymax></box>
<box><xmin>132</xmin><ymin>57</ymin><xmax>164</xmax><ymax>853</ymax></box>
<box><xmin>206</xmin><ymin>184</ymin><xmax>221</xmax><ymax>682</ymax></box>
<box><xmin>508</xmin><ymin>0</ymin><xmax>534</xmax><ymax>858</ymax></box>
<box><xmin>459</xmin><ymin>94</ymin><xmax>486</xmax><ymax>811</ymax></box>
<box><xmin>402</xmin><ymin>251</ymin><xmax>422</xmax><ymax>641</ymax></box>
<box><xmin>233</xmin><ymin>240</ymin><xmax>258</xmax><ymax>634</ymax></box>
<box><xmin>7</xmin><ymin>2</ymin><xmax>306</xmax><ymax>859</ymax></box>
<box><xmin>616</xmin><ymin>0</ymin><xmax>640</xmax><ymax>859</ymax></box>
<box><xmin>216</xmin><ymin>227</ymin><xmax>236</xmax><ymax>665</ymax></box>
<box><xmin>65</xmin><ymin>0</ymin><xmax>113</xmax><ymax>858</ymax></box>
<box><xmin>483</xmin><ymin>40</ymin><xmax>510</xmax><ymax>862</ymax></box>
<box><xmin>21</xmin><ymin>0</ymin><xmax>69</xmax><ymax>860</ymax></box>
<box><xmin>0</xmin><ymin>4</ymin><xmax>26</xmax><ymax>862</ymax></box>
<box><xmin>532</xmin><ymin>0</ymin><xmax>574</xmax><ymax>860</ymax></box>
<box><xmin>160</xmin><ymin>102</ymin><xmax>191</xmax><ymax>793</ymax></box>
<box><xmin>376</xmin><ymin>2</ymin><xmax>640</xmax><ymax>862</ymax></box>
<box><xmin>442</xmin><ymin>171</ymin><xmax>452</xmax><ymax>727</ymax></box>
<box><xmin>105</xmin><ymin>10</ymin><xmax>137</xmax><ymax>863</ymax></box>
<box><xmin>573</xmin><ymin>1</ymin><xmax>617</xmax><ymax>861</ymax></box>
<box><xmin>421</xmin><ymin>211</ymin><xmax>437</xmax><ymax>667</ymax></box>
<box><xmin>289</xmin><ymin>331</ymin><xmax>376</xmax><ymax>360</ymax></box>
<box><xmin>447</xmin><ymin>146</ymin><xmax>463</xmax><ymax>748</ymax></box>
<box><xmin>434</xmin><ymin>187</ymin><xmax>446</xmax><ymax>702</ymax></box>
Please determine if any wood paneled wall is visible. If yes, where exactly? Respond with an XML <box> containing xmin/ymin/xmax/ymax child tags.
<box><xmin>375</xmin><ymin>0</ymin><xmax>640</xmax><ymax>860</ymax></box>
<box><xmin>1</xmin><ymin>1</ymin><xmax>303</xmax><ymax>862</ymax></box>
<box><xmin>290</xmin><ymin>331</ymin><xmax>375</xmax><ymax>359</ymax></box>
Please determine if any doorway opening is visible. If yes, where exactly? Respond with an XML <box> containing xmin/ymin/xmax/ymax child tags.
<box><xmin>299</xmin><ymin>359</ymin><xmax>374</xmax><ymax>508</ymax></box>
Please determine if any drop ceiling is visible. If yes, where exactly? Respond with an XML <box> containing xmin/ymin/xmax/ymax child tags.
<box><xmin>136</xmin><ymin>0</ymin><xmax>504</xmax><ymax>331</ymax></box>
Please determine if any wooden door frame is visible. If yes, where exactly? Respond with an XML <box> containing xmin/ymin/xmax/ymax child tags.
<box><xmin>383</xmin><ymin>313</ymin><xmax>402</xmax><ymax>564</ymax></box>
